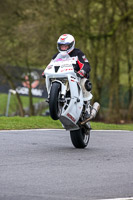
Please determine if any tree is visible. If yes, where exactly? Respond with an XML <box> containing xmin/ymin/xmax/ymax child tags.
<box><xmin>0</xmin><ymin>0</ymin><xmax>133</xmax><ymax>121</ymax></box>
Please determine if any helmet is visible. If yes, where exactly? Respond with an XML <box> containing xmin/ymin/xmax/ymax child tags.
<box><xmin>57</xmin><ymin>34</ymin><xmax>75</xmax><ymax>53</ymax></box>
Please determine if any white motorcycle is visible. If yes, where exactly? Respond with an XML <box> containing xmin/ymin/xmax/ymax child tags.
<box><xmin>43</xmin><ymin>52</ymin><xmax>100</xmax><ymax>148</ymax></box>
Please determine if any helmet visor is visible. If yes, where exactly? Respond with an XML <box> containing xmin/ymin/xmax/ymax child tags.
<box><xmin>58</xmin><ymin>41</ymin><xmax>74</xmax><ymax>51</ymax></box>
<box><xmin>58</xmin><ymin>43</ymin><xmax>69</xmax><ymax>51</ymax></box>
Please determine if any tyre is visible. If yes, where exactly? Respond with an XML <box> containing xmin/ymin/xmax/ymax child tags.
<box><xmin>70</xmin><ymin>128</ymin><xmax>90</xmax><ymax>148</ymax></box>
<box><xmin>49</xmin><ymin>82</ymin><xmax>61</xmax><ymax>120</ymax></box>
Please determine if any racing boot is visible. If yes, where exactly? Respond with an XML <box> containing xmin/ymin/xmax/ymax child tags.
<box><xmin>84</xmin><ymin>101</ymin><xmax>91</xmax><ymax>120</ymax></box>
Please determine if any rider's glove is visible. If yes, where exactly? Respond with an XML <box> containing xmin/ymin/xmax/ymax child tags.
<box><xmin>77</xmin><ymin>70</ymin><xmax>86</xmax><ymax>78</ymax></box>
<box><xmin>42</xmin><ymin>71</ymin><xmax>46</xmax><ymax>78</ymax></box>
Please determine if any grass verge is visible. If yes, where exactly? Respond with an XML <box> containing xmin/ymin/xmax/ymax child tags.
<box><xmin>0</xmin><ymin>116</ymin><xmax>133</xmax><ymax>131</ymax></box>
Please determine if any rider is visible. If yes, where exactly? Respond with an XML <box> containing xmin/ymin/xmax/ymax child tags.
<box><xmin>53</xmin><ymin>34</ymin><xmax>91</xmax><ymax>80</ymax></box>
<box><xmin>47</xmin><ymin>34</ymin><xmax>92</xmax><ymax>118</ymax></box>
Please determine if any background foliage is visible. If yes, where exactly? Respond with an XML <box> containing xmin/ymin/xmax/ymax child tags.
<box><xmin>0</xmin><ymin>0</ymin><xmax>133</xmax><ymax>122</ymax></box>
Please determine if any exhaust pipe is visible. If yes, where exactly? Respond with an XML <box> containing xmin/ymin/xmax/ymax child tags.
<box><xmin>81</xmin><ymin>102</ymin><xmax>100</xmax><ymax>125</ymax></box>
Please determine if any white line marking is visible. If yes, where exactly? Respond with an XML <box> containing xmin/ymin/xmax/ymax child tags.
<box><xmin>99</xmin><ymin>197</ymin><xmax>133</xmax><ymax>200</ymax></box>
<box><xmin>0</xmin><ymin>129</ymin><xmax>132</xmax><ymax>133</ymax></box>
<box><xmin>0</xmin><ymin>129</ymin><xmax>63</xmax><ymax>132</ymax></box>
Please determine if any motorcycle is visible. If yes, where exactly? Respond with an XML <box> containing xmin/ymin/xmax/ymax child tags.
<box><xmin>42</xmin><ymin>52</ymin><xmax>100</xmax><ymax>148</ymax></box>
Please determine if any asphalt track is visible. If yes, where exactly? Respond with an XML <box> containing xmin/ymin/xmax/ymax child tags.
<box><xmin>0</xmin><ymin>129</ymin><xmax>133</xmax><ymax>200</ymax></box>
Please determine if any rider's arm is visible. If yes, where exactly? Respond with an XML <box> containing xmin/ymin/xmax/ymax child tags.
<box><xmin>47</xmin><ymin>53</ymin><xmax>59</xmax><ymax>65</ymax></box>
<box><xmin>52</xmin><ymin>53</ymin><xmax>59</xmax><ymax>60</ymax></box>
<box><xmin>77</xmin><ymin>50</ymin><xmax>91</xmax><ymax>77</ymax></box>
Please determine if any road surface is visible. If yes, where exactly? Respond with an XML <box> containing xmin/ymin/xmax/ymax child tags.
<box><xmin>0</xmin><ymin>129</ymin><xmax>133</xmax><ymax>200</ymax></box>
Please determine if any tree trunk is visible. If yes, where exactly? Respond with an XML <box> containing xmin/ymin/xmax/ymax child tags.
<box><xmin>0</xmin><ymin>65</ymin><xmax>25</xmax><ymax>117</ymax></box>
<box><xmin>108</xmin><ymin>34</ymin><xmax>120</xmax><ymax>123</ymax></box>
<box><xmin>25</xmin><ymin>50</ymin><xmax>35</xmax><ymax>116</ymax></box>
<box><xmin>123</xmin><ymin>1</ymin><xmax>133</xmax><ymax>120</ymax></box>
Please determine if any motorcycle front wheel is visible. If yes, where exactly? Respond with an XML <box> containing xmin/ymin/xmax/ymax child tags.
<box><xmin>70</xmin><ymin>128</ymin><xmax>90</xmax><ymax>148</ymax></box>
<box><xmin>49</xmin><ymin>82</ymin><xmax>61</xmax><ymax>120</ymax></box>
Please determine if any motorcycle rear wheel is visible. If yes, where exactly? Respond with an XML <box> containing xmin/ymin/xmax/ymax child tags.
<box><xmin>70</xmin><ymin>127</ymin><xmax>90</xmax><ymax>148</ymax></box>
<box><xmin>49</xmin><ymin>82</ymin><xmax>61</xmax><ymax>120</ymax></box>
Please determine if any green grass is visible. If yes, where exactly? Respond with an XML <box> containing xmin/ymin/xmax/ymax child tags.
<box><xmin>0</xmin><ymin>116</ymin><xmax>62</xmax><ymax>130</ymax></box>
<box><xmin>0</xmin><ymin>116</ymin><xmax>133</xmax><ymax>131</ymax></box>
<box><xmin>91</xmin><ymin>122</ymin><xmax>133</xmax><ymax>131</ymax></box>
<box><xmin>0</xmin><ymin>94</ymin><xmax>45</xmax><ymax>115</ymax></box>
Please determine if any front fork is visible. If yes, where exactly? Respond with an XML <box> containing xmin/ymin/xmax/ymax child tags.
<box><xmin>46</xmin><ymin>80</ymin><xmax>67</xmax><ymax>103</ymax></box>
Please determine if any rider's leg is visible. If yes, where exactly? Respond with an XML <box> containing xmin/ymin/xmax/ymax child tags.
<box><xmin>80</xmin><ymin>78</ymin><xmax>93</xmax><ymax>119</ymax></box>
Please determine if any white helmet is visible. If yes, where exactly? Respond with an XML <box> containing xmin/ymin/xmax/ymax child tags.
<box><xmin>57</xmin><ymin>34</ymin><xmax>75</xmax><ymax>53</ymax></box>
